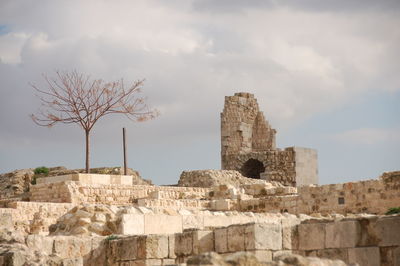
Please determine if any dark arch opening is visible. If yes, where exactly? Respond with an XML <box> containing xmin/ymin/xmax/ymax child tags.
<box><xmin>240</xmin><ymin>159</ymin><xmax>265</xmax><ymax>179</ymax></box>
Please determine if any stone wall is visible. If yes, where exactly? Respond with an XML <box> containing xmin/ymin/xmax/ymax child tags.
<box><xmin>178</xmin><ymin>170</ymin><xmax>269</xmax><ymax>188</ymax></box>
<box><xmin>220</xmin><ymin>92</ymin><xmax>318</xmax><ymax>187</ymax></box>
<box><xmin>238</xmin><ymin>171</ymin><xmax>400</xmax><ymax>215</ymax></box>
<box><xmin>104</xmin><ymin>214</ymin><xmax>400</xmax><ymax>266</ymax></box>
<box><xmin>30</xmin><ymin>181</ymin><xmax>210</xmax><ymax>206</ymax></box>
<box><xmin>221</xmin><ymin>92</ymin><xmax>276</xmax><ymax>170</ymax></box>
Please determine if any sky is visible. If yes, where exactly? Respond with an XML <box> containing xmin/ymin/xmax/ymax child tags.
<box><xmin>0</xmin><ymin>0</ymin><xmax>399</xmax><ymax>185</ymax></box>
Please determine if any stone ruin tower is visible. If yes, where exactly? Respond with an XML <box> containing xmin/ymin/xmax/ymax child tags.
<box><xmin>221</xmin><ymin>92</ymin><xmax>318</xmax><ymax>186</ymax></box>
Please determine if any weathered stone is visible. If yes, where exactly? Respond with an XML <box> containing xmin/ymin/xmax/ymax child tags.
<box><xmin>174</xmin><ymin>231</ymin><xmax>193</xmax><ymax>256</ymax></box>
<box><xmin>348</xmin><ymin>247</ymin><xmax>380</xmax><ymax>266</ymax></box>
<box><xmin>214</xmin><ymin>227</ymin><xmax>228</xmax><ymax>253</ymax></box>
<box><xmin>144</xmin><ymin>214</ymin><xmax>182</xmax><ymax>235</ymax></box>
<box><xmin>245</xmin><ymin>223</ymin><xmax>282</xmax><ymax>251</ymax></box>
<box><xmin>325</xmin><ymin>220</ymin><xmax>360</xmax><ymax>248</ymax></box>
<box><xmin>298</xmin><ymin>222</ymin><xmax>326</xmax><ymax>250</ymax></box>
<box><xmin>282</xmin><ymin>218</ymin><xmax>300</xmax><ymax>250</ymax></box>
<box><xmin>193</xmin><ymin>230</ymin><xmax>214</xmax><ymax>255</ymax></box>
<box><xmin>227</xmin><ymin>224</ymin><xmax>245</xmax><ymax>252</ymax></box>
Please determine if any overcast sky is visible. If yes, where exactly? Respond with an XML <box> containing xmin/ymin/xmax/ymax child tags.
<box><xmin>0</xmin><ymin>0</ymin><xmax>399</xmax><ymax>185</ymax></box>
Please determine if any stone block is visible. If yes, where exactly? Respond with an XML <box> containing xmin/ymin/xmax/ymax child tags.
<box><xmin>109</xmin><ymin>237</ymin><xmax>137</xmax><ymax>261</ymax></box>
<box><xmin>118</xmin><ymin>214</ymin><xmax>145</xmax><ymax>235</ymax></box>
<box><xmin>168</xmin><ymin>235</ymin><xmax>176</xmax><ymax>259</ymax></box>
<box><xmin>162</xmin><ymin>258</ymin><xmax>176</xmax><ymax>265</ymax></box>
<box><xmin>245</xmin><ymin>223</ymin><xmax>282</xmax><ymax>251</ymax></box>
<box><xmin>248</xmin><ymin>250</ymin><xmax>273</xmax><ymax>262</ymax></box>
<box><xmin>144</xmin><ymin>214</ymin><xmax>182</xmax><ymax>235</ymax></box>
<box><xmin>53</xmin><ymin>236</ymin><xmax>92</xmax><ymax>259</ymax></box>
<box><xmin>193</xmin><ymin>230</ymin><xmax>214</xmax><ymax>255</ymax></box>
<box><xmin>281</xmin><ymin>218</ymin><xmax>300</xmax><ymax>250</ymax></box>
<box><xmin>325</xmin><ymin>220</ymin><xmax>360</xmax><ymax>248</ymax></box>
<box><xmin>375</xmin><ymin>216</ymin><xmax>400</xmax><ymax>246</ymax></box>
<box><xmin>174</xmin><ymin>231</ymin><xmax>193</xmax><ymax>256</ymax></box>
<box><xmin>137</xmin><ymin>235</ymin><xmax>169</xmax><ymax>259</ymax></box>
<box><xmin>316</xmin><ymin>248</ymin><xmax>348</xmax><ymax>262</ymax></box>
<box><xmin>227</xmin><ymin>224</ymin><xmax>245</xmax><ymax>252</ymax></box>
<box><xmin>182</xmin><ymin>215</ymin><xmax>204</xmax><ymax>230</ymax></box>
<box><xmin>214</xmin><ymin>227</ymin><xmax>228</xmax><ymax>253</ymax></box>
<box><xmin>348</xmin><ymin>247</ymin><xmax>380</xmax><ymax>266</ymax></box>
<box><xmin>298</xmin><ymin>222</ymin><xmax>326</xmax><ymax>250</ymax></box>
<box><xmin>203</xmin><ymin>215</ymin><xmax>232</xmax><ymax>228</ymax></box>
<box><xmin>127</xmin><ymin>259</ymin><xmax>163</xmax><ymax>265</ymax></box>
<box><xmin>26</xmin><ymin>235</ymin><xmax>54</xmax><ymax>255</ymax></box>
<box><xmin>380</xmin><ymin>246</ymin><xmax>400</xmax><ymax>266</ymax></box>
<box><xmin>0</xmin><ymin>213</ymin><xmax>13</xmax><ymax>229</ymax></box>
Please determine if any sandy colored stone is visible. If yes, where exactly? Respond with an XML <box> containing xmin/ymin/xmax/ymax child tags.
<box><xmin>175</xmin><ymin>231</ymin><xmax>193</xmax><ymax>256</ymax></box>
<box><xmin>214</xmin><ymin>227</ymin><xmax>228</xmax><ymax>253</ymax></box>
<box><xmin>298</xmin><ymin>222</ymin><xmax>326</xmax><ymax>250</ymax></box>
<box><xmin>193</xmin><ymin>230</ymin><xmax>214</xmax><ymax>255</ymax></box>
<box><xmin>325</xmin><ymin>220</ymin><xmax>360</xmax><ymax>248</ymax></box>
<box><xmin>227</xmin><ymin>224</ymin><xmax>245</xmax><ymax>252</ymax></box>
<box><xmin>245</xmin><ymin>223</ymin><xmax>282</xmax><ymax>251</ymax></box>
<box><xmin>348</xmin><ymin>247</ymin><xmax>380</xmax><ymax>266</ymax></box>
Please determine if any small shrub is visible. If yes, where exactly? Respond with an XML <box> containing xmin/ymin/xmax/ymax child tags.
<box><xmin>106</xmin><ymin>235</ymin><xmax>119</xmax><ymax>241</ymax></box>
<box><xmin>386</xmin><ymin>207</ymin><xmax>400</xmax><ymax>215</ymax></box>
<box><xmin>31</xmin><ymin>166</ymin><xmax>50</xmax><ymax>185</ymax></box>
<box><xmin>34</xmin><ymin>166</ymin><xmax>49</xmax><ymax>175</ymax></box>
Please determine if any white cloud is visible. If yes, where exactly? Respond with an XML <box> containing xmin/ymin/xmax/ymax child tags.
<box><xmin>333</xmin><ymin>128</ymin><xmax>400</xmax><ymax>145</ymax></box>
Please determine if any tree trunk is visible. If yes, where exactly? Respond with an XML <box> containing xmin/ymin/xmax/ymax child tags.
<box><xmin>85</xmin><ymin>130</ymin><xmax>90</xmax><ymax>173</ymax></box>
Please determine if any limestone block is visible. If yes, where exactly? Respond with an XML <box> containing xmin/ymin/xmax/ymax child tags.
<box><xmin>183</xmin><ymin>215</ymin><xmax>204</xmax><ymax>230</ymax></box>
<box><xmin>281</xmin><ymin>218</ymin><xmax>300</xmax><ymax>250</ymax></box>
<box><xmin>127</xmin><ymin>259</ymin><xmax>162</xmax><ymax>265</ymax></box>
<box><xmin>380</xmin><ymin>246</ymin><xmax>400</xmax><ymax>266</ymax></box>
<box><xmin>109</xmin><ymin>237</ymin><xmax>137</xmax><ymax>261</ymax></box>
<box><xmin>118</xmin><ymin>214</ymin><xmax>145</xmax><ymax>235</ymax></box>
<box><xmin>175</xmin><ymin>231</ymin><xmax>193</xmax><ymax>256</ymax></box>
<box><xmin>348</xmin><ymin>247</ymin><xmax>380</xmax><ymax>266</ymax></box>
<box><xmin>54</xmin><ymin>236</ymin><xmax>92</xmax><ymax>259</ymax></box>
<box><xmin>203</xmin><ymin>215</ymin><xmax>232</xmax><ymax>228</ymax></box>
<box><xmin>193</xmin><ymin>230</ymin><xmax>214</xmax><ymax>255</ymax></box>
<box><xmin>272</xmin><ymin>250</ymin><xmax>292</xmax><ymax>259</ymax></box>
<box><xmin>214</xmin><ymin>227</ymin><xmax>228</xmax><ymax>253</ymax></box>
<box><xmin>375</xmin><ymin>216</ymin><xmax>400</xmax><ymax>246</ymax></box>
<box><xmin>227</xmin><ymin>224</ymin><xmax>245</xmax><ymax>252</ymax></box>
<box><xmin>144</xmin><ymin>214</ymin><xmax>182</xmax><ymax>235</ymax></box>
<box><xmin>298</xmin><ymin>222</ymin><xmax>326</xmax><ymax>250</ymax></box>
<box><xmin>244</xmin><ymin>223</ymin><xmax>282</xmax><ymax>251</ymax></box>
<box><xmin>137</xmin><ymin>235</ymin><xmax>169</xmax><ymax>259</ymax></box>
<box><xmin>162</xmin><ymin>258</ymin><xmax>176</xmax><ymax>265</ymax></box>
<box><xmin>168</xmin><ymin>235</ymin><xmax>176</xmax><ymax>259</ymax></box>
<box><xmin>316</xmin><ymin>248</ymin><xmax>348</xmax><ymax>263</ymax></box>
<box><xmin>0</xmin><ymin>213</ymin><xmax>13</xmax><ymax>229</ymax></box>
<box><xmin>248</xmin><ymin>250</ymin><xmax>273</xmax><ymax>262</ymax></box>
<box><xmin>26</xmin><ymin>235</ymin><xmax>54</xmax><ymax>255</ymax></box>
<box><xmin>325</xmin><ymin>220</ymin><xmax>360</xmax><ymax>248</ymax></box>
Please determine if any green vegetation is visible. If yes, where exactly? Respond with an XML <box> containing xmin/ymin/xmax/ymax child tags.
<box><xmin>386</xmin><ymin>207</ymin><xmax>400</xmax><ymax>215</ymax></box>
<box><xmin>106</xmin><ymin>235</ymin><xmax>119</xmax><ymax>241</ymax></box>
<box><xmin>34</xmin><ymin>166</ymin><xmax>49</xmax><ymax>175</ymax></box>
<box><xmin>31</xmin><ymin>166</ymin><xmax>50</xmax><ymax>185</ymax></box>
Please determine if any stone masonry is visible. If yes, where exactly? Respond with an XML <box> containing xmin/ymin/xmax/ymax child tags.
<box><xmin>221</xmin><ymin>92</ymin><xmax>318</xmax><ymax>186</ymax></box>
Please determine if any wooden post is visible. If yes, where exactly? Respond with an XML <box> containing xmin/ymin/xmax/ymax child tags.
<box><xmin>123</xmin><ymin>127</ymin><xmax>127</xmax><ymax>175</ymax></box>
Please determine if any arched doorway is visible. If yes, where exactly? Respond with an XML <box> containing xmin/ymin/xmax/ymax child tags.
<box><xmin>240</xmin><ymin>159</ymin><xmax>265</xmax><ymax>179</ymax></box>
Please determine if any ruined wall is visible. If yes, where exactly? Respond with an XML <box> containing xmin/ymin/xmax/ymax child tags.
<box><xmin>228</xmin><ymin>149</ymin><xmax>297</xmax><ymax>186</ymax></box>
<box><xmin>221</xmin><ymin>92</ymin><xmax>318</xmax><ymax>187</ymax></box>
<box><xmin>238</xmin><ymin>171</ymin><xmax>400</xmax><ymax>215</ymax></box>
<box><xmin>221</xmin><ymin>92</ymin><xmax>276</xmax><ymax>169</ymax></box>
<box><xmin>103</xmin><ymin>215</ymin><xmax>400</xmax><ymax>266</ymax></box>
<box><xmin>30</xmin><ymin>181</ymin><xmax>210</xmax><ymax>206</ymax></box>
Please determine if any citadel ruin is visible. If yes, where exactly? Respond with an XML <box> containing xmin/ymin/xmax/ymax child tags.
<box><xmin>0</xmin><ymin>93</ymin><xmax>398</xmax><ymax>266</ymax></box>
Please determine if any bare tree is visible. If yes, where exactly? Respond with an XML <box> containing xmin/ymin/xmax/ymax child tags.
<box><xmin>31</xmin><ymin>70</ymin><xmax>157</xmax><ymax>173</ymax></box>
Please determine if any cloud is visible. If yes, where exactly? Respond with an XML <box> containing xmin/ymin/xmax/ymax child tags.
<box><xmin>0</xmin><ymin>0</ymin><xmax>399</xmax><ymax>181</ymax></box>
<box><xmin>332</xmin><ymin>128</ymin><xmax>400</xmax><ymax>145</ymax></box>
